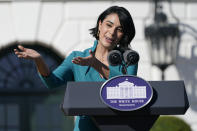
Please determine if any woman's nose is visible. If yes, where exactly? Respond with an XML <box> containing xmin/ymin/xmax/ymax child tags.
<box><xmin>109</xmin><ymin>28</ymin><xmax>116</xmax><ymax>36</ymax></box>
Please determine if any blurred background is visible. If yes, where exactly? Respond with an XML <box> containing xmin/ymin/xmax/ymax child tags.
<box><xmin>0</xmin><ymin>0</ymin><xmax>196</xmax><ymax>131</ymax></box>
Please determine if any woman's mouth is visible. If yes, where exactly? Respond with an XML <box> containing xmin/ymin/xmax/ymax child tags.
<box><xmin>105</xmin><ymin>37</ymin><xmax>114</xmax><ymax>43</ymax></box>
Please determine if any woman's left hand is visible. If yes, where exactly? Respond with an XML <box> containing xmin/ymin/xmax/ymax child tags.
<box><xmin>72</xmin><ymin>50</ymin><xmax>95</xmax><ymax>66</ymax></box>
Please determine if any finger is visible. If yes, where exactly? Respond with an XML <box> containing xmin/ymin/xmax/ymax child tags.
<box><xmin>14</xmin><ymin>51</ymin><xmax>20</xmax><ymax>55</ymax></box>
<box><xmin>14</xmin><ymin>49</ymin><xmax>19</xmax><ymax>53</ymax></box>
<box><xmin>74</xmin><ymin>57</ymin><xmax>84</xmax><ymax>61</ymax></box>
<box><xmin>89</xmin><ymin>50</ymin><xmax>94</xmax><ymax>57</ymax></box>
<box><xmin>17</xmin><ymin>54</ymin><xmax>24</xmax><ymax>58</ymax></box>
<box><xmin>14</xmin><ymin>49</ymin><xmax>22</xmax><ymax>54</ymax></box>
<box><xmin>14</xmin><ymin>49</ymin><xmax>18</xmax><ymax>52</ymax></box>
<box><xmin>72</xmin><ymin>57</ymin><xmax>80</xmax><ymax>62</ymax></box>
<box><xmin>76</xmin><ymin>57</ymin><xmax>84</xmax><ymax>61</ymax></box>
<box><xmin>72</xmin><ymin>59</ymin><xmax>80</xmax><ymax>64</ymax></box>
<box><xmin>72</xmin><ymin>60</ymin><xmax>77</xmax><ymax>64</ymax></box>
<box><xmin>14</xmin><ymin>50</ymin><xmax>24</xmax><ymax>55</ymax></box>
<box><xmin>16</xmin><ymin>52</ymin><xmax>27</xmax><ymax>58</ymax></box>
<box><xmin>18</xmin><ymin>45</ymin><xmax>26</xmax><ymax>51</ymax></box>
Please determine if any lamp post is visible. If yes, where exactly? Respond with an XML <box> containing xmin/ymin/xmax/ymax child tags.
<box><xmin>145</xmin><ymin>0</ymin><xmax>180</xmax><ymax>80</ymax></box>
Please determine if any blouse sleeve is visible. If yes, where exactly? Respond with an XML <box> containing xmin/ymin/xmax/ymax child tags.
<box><xmin>38</xmin><ymin>52</ymin><xmax>75</xmax><ymax>89</ymax></box>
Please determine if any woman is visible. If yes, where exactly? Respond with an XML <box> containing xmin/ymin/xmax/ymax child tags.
<box><xmin>14</xmin><ymin>6</ymin><xmax>138</xmax><ymax>131</ymax></box>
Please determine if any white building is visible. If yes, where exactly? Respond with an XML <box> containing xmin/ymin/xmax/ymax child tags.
<box><xmin>107</xmin><ymin>80</ymin><xmax>146</xmax><ymax>99</ymax></box>
<box><xmin>0</xmin><ymin>0</ymin><xmax>196</xmax><ymax>130</ymax></box>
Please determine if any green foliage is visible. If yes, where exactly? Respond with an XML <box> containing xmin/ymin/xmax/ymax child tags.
<box><xmin>150</xmin><ymin>116</ymin><xmax>192</xmax><ymax>131</ymax></box>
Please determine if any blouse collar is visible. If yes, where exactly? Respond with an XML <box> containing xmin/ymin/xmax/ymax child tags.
<box><xmin>91</xmin><ymin>40</ymin><xmax>98</xmax><ymax>52</ymax></box>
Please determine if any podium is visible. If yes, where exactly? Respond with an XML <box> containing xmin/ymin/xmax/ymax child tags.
<box><xmin>61</xmin><ymin>81</ymin><xmax>189</xmax><ymax>131</ymax></box>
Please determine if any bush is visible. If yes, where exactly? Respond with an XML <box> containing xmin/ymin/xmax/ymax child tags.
<box><xmin>150</xmin><ymin>116</ymin><xmax>192</xmax><ymax>131</ymax></box>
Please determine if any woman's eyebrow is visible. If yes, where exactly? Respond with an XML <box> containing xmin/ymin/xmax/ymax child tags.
<box><xmin>106</xmin><ymin>20</ymin><xmax>122</xmax><ymax>28</ymax></box>
<box><xmin>106</xmin><ymin>20</ymin><xmax>113</xmax><ymax>24</ymax></box>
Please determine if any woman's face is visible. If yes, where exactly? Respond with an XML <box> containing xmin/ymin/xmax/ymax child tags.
<box><xmin>98</xmin><ymin>13</ymin><xmax>124</xmax><ymax>50</ymax></box>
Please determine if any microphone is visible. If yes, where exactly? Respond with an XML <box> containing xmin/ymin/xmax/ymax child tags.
<box><xmin>123</xmin><ymin>50</ymin><xmax>139</xmax><ymax>65</ymax></box>
<box><xmin>107</xmin><ymin>50</ymin><xmax>122</xmax><ymax>66</ymax></box>
<box><xmin>107</xmin><ymin>48</ymin><xmax>139</xmax><ymax>74</ymax></box>
<box><xmin>107</xmin><ymin>49</ymin><xmax>139</xmax><ymax>66</ymax></box>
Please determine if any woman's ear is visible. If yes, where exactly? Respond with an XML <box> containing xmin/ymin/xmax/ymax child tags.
<box><xmin>98</xmin><ymin>20</ymin><xmax>102</xmax><ymax>31</ymax></box>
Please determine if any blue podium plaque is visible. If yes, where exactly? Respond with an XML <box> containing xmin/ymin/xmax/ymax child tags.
<box><xmin>100</xmin><ymin>75</ymin><xmax>153</xmax><ymax>111</ymax></box>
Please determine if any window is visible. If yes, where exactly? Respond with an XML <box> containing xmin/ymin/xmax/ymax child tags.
<box><xmin>0</xmin><ymin>41</ymin><xmax>74</xmax><ymax>131</ymax></box>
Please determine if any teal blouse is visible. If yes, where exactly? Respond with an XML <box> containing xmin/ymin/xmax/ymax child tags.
<box><xmin>39</xmin><ymin>40</ymin><xmax>138</xmax><ymax>131</ymax></box>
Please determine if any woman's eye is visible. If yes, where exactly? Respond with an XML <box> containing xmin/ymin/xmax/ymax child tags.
<box><xmin>106</xmin><ymin>24</ymin><xmax>112</xmax><ymax>27</ymax></box>
<box><xmin>117</xmin><ymin>28</ymin><xmax>123</xmax><ymax>32</ymax></box>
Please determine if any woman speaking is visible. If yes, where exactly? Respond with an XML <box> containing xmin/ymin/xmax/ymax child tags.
<box><xmin>14</xmin><ymin>6</ymin><xmax>138</xmax><ymax>131</ymax></box>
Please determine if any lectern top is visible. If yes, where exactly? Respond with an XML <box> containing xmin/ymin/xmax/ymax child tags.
<box><xmin>62</xmin><ymin>81</ymin><xmax>189</xmax><ymax>116</ymax></box>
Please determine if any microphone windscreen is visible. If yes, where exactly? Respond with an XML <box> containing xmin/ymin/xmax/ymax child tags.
<box><xmin>107</xmin><ymin>50</ymin><xmax>122</xmax><ymax>66</ymax></box>
<box><xmin>123</xmin><ymin>50</ymin><xmax>139</xmax><ymax>65</ymax></box>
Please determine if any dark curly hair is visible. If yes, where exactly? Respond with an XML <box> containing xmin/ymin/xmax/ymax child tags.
<box><xmin>89</xmin><ymin>6</ymin><xmax>135</xmax><ymax>49</ymax></box>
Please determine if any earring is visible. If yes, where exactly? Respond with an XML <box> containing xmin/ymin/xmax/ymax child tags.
<box><xmin>97</xmin><ymin>30</ymin><xmax>100</xmax><ymax>38</ymax></box>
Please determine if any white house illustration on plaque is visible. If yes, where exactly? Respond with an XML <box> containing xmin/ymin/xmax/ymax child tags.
<box><xmin>106</xmin><ymin>79</ymin><xmax>147</xmax><ymax>99</ymax></box>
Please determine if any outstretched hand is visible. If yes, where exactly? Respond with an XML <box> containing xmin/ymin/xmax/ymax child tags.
<box><xmin>14</xmin><ymin>45</ymin><xmax>41</xmax><ymax>60</ymax></box>
<box><xmin>72</xmin><ymin>50</ymin><xmax>95</xmax><ymax>66</ymax></box>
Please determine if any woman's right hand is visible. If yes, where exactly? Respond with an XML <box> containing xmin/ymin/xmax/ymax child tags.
<box><xmin>14</xmin><ymin>45</ymin><xmax>41</xmax><ymax>60</ymax></box>
<box><xmin>14</xmin><ymin>45</ymin><xmax>50</xmax><ymax>76</ymax></box>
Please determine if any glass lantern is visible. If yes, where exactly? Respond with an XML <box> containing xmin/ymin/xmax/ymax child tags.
<box><xmin>144</xmin><ymin>0</ymin><xmax>180</xmax><ymax>80</ymax></box>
